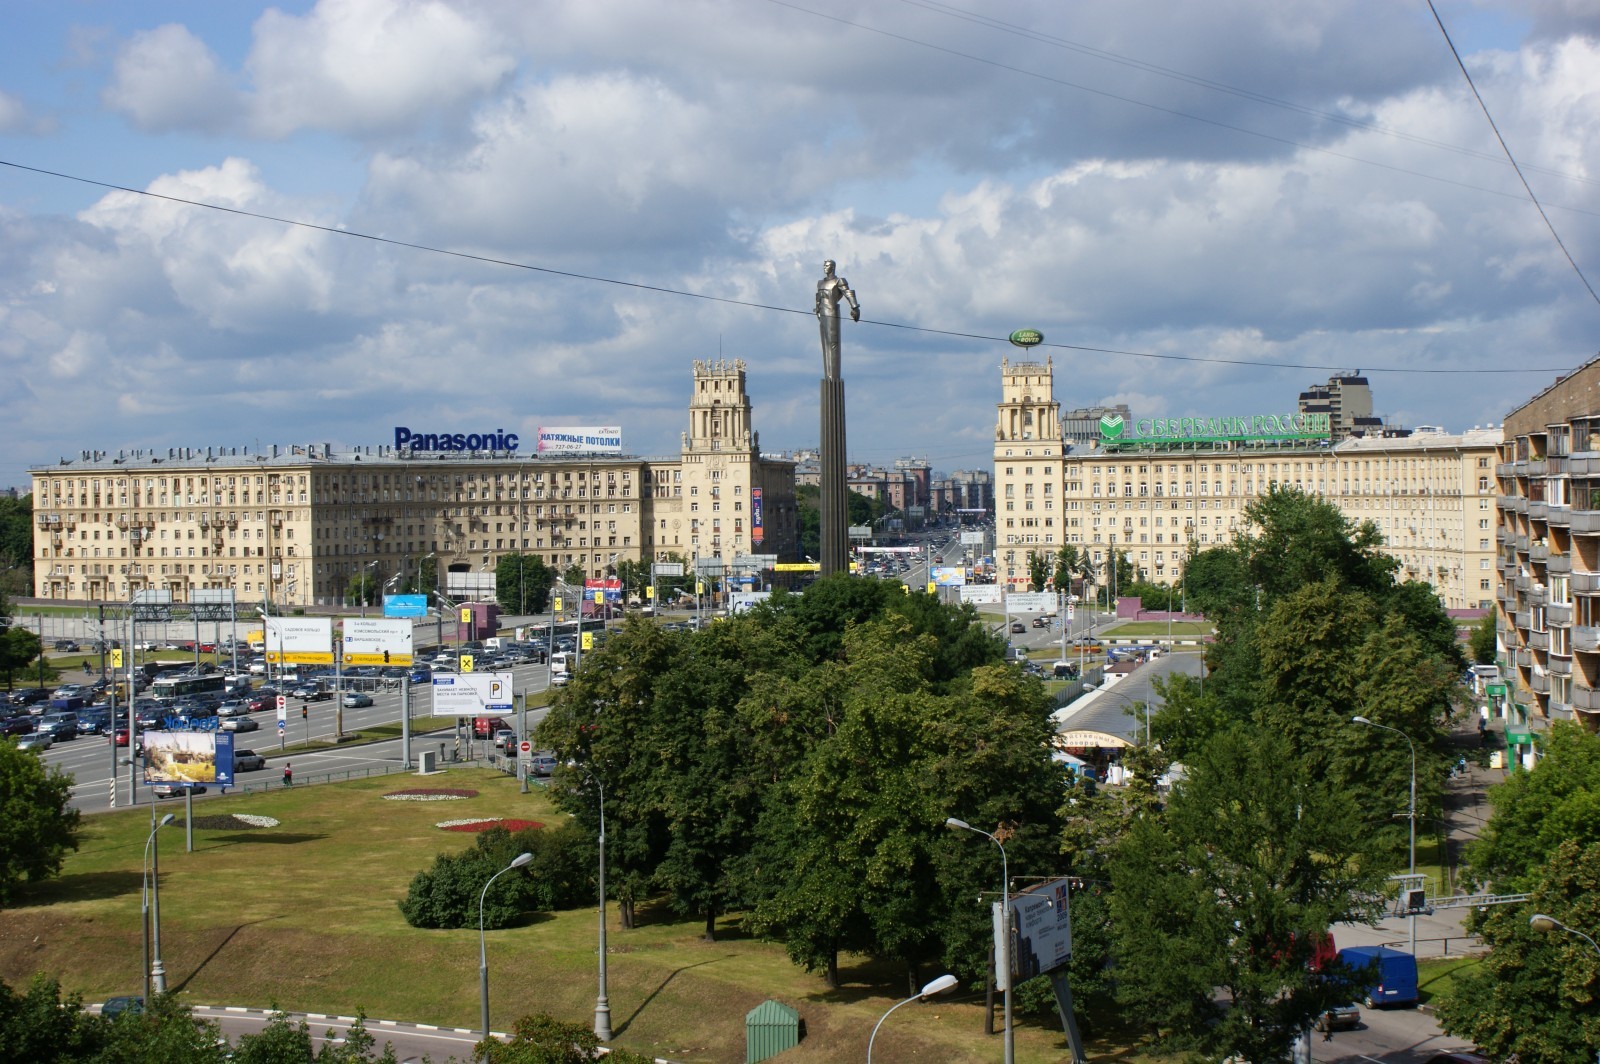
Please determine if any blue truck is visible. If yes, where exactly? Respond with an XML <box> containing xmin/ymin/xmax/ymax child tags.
<box><xmin>1337</xmin><ymin>945</ymin><xmax>1418</xmax><ymax>1008</ymax></box>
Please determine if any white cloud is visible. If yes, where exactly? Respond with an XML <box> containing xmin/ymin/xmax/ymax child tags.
<box><xmin>102</xmin><ymin>23</ymin><xmax>241</xmax><ymax>133</ymax></box>
<box><xmin>245</xmin><ymin>0</ymin><xmax>516</xmax><ymax>138</ymax></box>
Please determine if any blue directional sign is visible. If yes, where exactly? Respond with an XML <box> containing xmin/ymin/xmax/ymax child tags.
<box><xmin>384</xmin><ymin>594</ymin><xmax>429</xmax><ymax>618</ymax></box>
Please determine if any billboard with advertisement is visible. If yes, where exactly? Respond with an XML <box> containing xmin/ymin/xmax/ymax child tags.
<box><xmin>960</xmin><ymin>531</ymin><xmax>986</xmax><ymax>546</ymax></box>
<box><xmin>384</xmin><ymin>594</ymin><xmax>429</xmax><ymax>618</ymax></box>
<box><xmin>431</xmin><ymin>672</ymin><xmax>515</xmax><ymax>715</ymax></box>
<box><xmin>932</xmin><ymin>566</ymin><xmax>966</xmax><ymax>586</ymax></box>
<box><xmin>751</xmin><ymin>487</ymin><xmax>764</xmax><ymax>545</ymax></box>
<box><xmin>584</xmin><ymin>578</ymin><xmax>623</xmax><ymax>602</ymax></box>
<box><xmin>536</xmin><ymin>426</ymin><xmax>622</xmax><ymax>453</ymax></box>
<box><xmin>1009</xmin><ymin>878</ymin><xmax>1073</xmax><ymax>982</ymax></box>
<box><xmin>342</xmin><ymin>618</ymin><xmax>415</xmax><ymax>666</ymax></box>
<box><xmin>264</xmin><ymin>617</ymin><xmax>334</xmax><ymax>665</ymax></box>
<box><xmin>143</xmin><ymin>729</ymin><xmax>224</xmax><ymax>786</ymax></box>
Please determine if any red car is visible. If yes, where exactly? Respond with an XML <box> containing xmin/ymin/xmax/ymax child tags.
<box><xmin>111</xmin><ymin>727</ymin><xmax>130</xmax><ymax>747</ymax></box>
<box><xmin>246</xmin><ymin>696</ymin><xmax>272</xmax><ymax>714</ymax></box>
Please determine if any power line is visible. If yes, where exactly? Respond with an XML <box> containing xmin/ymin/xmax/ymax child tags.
<box><xmin>1426</xmin><ymin>0</ymin><xmax>1600</xmax><ymax>310</ymax></box>
<box><xmin>0</xmin><ymin>156</ymin><xmax>1575</xmax><ymax>376</ymax></box>
<box><xmin>764</xmin><ymin>0</ymin><xmax>1600</xmax><ymax>220</ymax></box>
<box><xmin>892</xmin><ymin>0</ymin><xmax>1600</xmax><ymax>190</ymax></box>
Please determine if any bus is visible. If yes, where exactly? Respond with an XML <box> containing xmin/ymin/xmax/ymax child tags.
<box><xmin>150</xmin><ymin>673</ymin><xmax>229</xmax><ymax>703</ymax></box>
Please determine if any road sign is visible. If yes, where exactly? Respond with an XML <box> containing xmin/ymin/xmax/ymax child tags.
<box><xmin>553</xmin><ymin>596</ymin><xmax>563</xmax><ymax>612</ymax></box>
<box><xmin>460</xmin><ymin>654</ymin><xmax>474</xmax><ymax>673</ymax></box>
<box><xmin>431</xmin><ymin>672</ymin><xmax>515</xmax><ymax>715</ymax></box>
<box><xmin>111</xmin><ymin>649</ymin><xmax>123</xmax><ymax>669</ymax></box>
<box><xmin>342</xmin><ymin>618</ymin><xmax>415</xmax><ymax>666</ymax></box>
<box><xmin>277</xmin><ymin>719</ymin><xmax>285</xmax><ymax>735</ymax></box>
<box><xmin>519</xmin><ymin>741</ymin><xmax>532</xmax><ymax>754</ymax></box>
<box><xmin>275</xmin><ymin>695</ymin><xmax>286</xmax><ymax>713</ymax></box>
<box><xmin>581</xmin><ymin>632</ymin><xmax>593</xmax><ymax>651</ymax></box>
<box><xmin>459</xmin><ymin>607</ymin><xmax>472</xmax><ymax>624</ymax></box>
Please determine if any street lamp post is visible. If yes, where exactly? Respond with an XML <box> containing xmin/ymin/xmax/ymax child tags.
<box><xmin>478</xmin><ymin>852</ymin><xmax>533</xmax><ymax>1060</ymax></box>
<box><xmin>867</xmin><ymin>974</ymin><xmax>959</xmax><ymax>1063</ymax></box>
<box><xmin>1352</xmin><ymin>715</ymin><xmax>1418</xmax><ymax>956</ymax></box>
<box><xmin>145</xmin><ymin>811</ymin><xmax>175</xmax><ymax>998</ymax></box>
<box><xmin>594</xmin><ymin>778</ymin><xmax>613</xmax><ymax>1041</ymax></box>
<box><xmin>946</xmin><ymin>818</ymin><xmax>1013</xmax><ymax>1064</ymax></box>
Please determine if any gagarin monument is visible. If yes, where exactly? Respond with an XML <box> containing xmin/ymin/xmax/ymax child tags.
<box><xmin>815</xmin><ymin>259</ymin><xmax>860</xmax><ymax>577</ymax></box>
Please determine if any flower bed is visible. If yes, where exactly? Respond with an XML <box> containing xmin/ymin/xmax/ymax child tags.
<box><xmin>184</xmin><ymin>814</ymin><xmax>280</xmax><ymax>830</ymax></box>
<box><xmin>382</xmin><ymin>788</ymin><xmax>479</xmax><ymax>802</ymax></box>
<box><xmin>436</xmin><ymin>818</ymin><xmax>544</xmax><ymax>833</ymax></box>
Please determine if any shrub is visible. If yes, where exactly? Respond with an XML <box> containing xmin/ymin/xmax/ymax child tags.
<box><xmin>398</xmin><ymin>827</ymin><xmax>540</xmax><ymax>929</ymax></box>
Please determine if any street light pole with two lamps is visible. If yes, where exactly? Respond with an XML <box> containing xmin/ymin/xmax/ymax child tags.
<box><xmin>946</xmin><ymin>818</ymin><xmax>1014</xmax><ymax>1064</ymax></box>
<box><xmin>1352</xmin><ymin>715</ymin><xmax>1418</xmax><ymax>956</ymax></box>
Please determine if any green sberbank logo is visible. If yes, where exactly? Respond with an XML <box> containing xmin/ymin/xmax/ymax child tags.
<box><xmin>1099</xmin><ymin>411</ymin><xmax>1332</xmax><ymax>449</ymax></box>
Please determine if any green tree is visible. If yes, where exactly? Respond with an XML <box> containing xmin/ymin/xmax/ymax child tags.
<box><xmin>0</xmin><ymin>495</ymin><xmax>33</xmax><ymax>596</ymax></box>
<box><xmin>482</xmin><ymin>1013</ymin><xmax>653</xmax><ymax>1064</ymax></box>
<box><xmin>1027</xmin><ymin>551</ymin><xmax>1048</xmax><ymax>591</ymax></box>
<box><xmin>1</xmin><ymin>627</ymin><xmax>44</xmax><ymax>691</ymax></box>
<box><xmin>1463</xmin><ymin>722</ymin><xmax>1600</xmax><ymax>891</ymax></box>
<box><xmin>397</xmin><ymin>827</ymin><xmax>537</xmax><ymax>929</ymax></box>
<box><xmin>1469</xmin><ymin>611</ymin><xmax>1497</xmax><ymax>665</ymax></box>
<box><xmin>561</xmin><ymin>564</ymin><xmax>584</xmax><ymax>586</ymax></box>
<box><xmin>495</xmin><ymin>553</ymin><xmax>552</xmax><ymax>615</ymax></box>
<box><xmin>0</xmin><ymin>740</ymin><xmax>82</xmax><ymax>904</ymax></box>
<box><xmin>1051</xmin><ymin>544</ymin><xmax>1081</xmax><ymax>595</ymax></box>
<box><xmin>344</xmin><ymin>572</ymin><xmax>379</xmax><ymax>608</ymax></box>
<box><xmin>96</xmin><ymin>992</ymin><xmax>235</xmax><ymax>1063</ymax></box>
<box><xmin>1110</xmin><ymin>727</ymin><xmax>1384</xmax><ymax>1060</ymax></box>
<box><xmin>0</xmin><ymin>974</ymin><xmax>105</xmax><ymax>1063</ymax></box>
<box><xmin>1435</xmin><ymin>838</ymin><xmax>1600</xmax><ymax>1063</ymax></box>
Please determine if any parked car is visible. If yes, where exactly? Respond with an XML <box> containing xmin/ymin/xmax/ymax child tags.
<box><xmin>152</xmin><ymin>782</ymin><xmax>206</xmax><ymax>799</ymax></box>
<box><xmin>51</xmin><ymin>683</ymin><xmax>87</xmax><ymax>700</ymax></box>
<box><xmin>77</xmin><ymin>710</ymin><xmax>112</xmax><ymax>735</ymax></box>
<box><xmin>100</xmin><ymin>996</ymin><xmax>144</xmax><ymax>1019</ymax></box>
<box><xmin>246</xmin><ymin>696</ymin><xmax>272</xmax><ymax>714</ymax></box>
<box><xmin>342</xmin><ymin>692</ymin><xmax>373</xmax><ymax>708</ymax></box>
<box><xmin>214</xmin><ymin>700</ymin><xmax>250</xmax><ymax>717</ymax></box>
<box><xmin>232</xmin><ymin>749</ymin><xmax>267</xmax><ymax>772</ymax></box>
<box><xmin>1</xmin><ymin>715</ymin><xmax>36</xmax><ymax>737</ymax></box>
<box><xmin>8</xmin><ymin>688</ymin><xmax>50</xmax><ymax>708</ymax></box>
<box><xmin>53</xmin><ymin>639</ymin><xmax>81</xmax><ymax>652</ymax></box>
<box><xmin>409</xmin><ymin>667</ymin><xmax>433</xmax><ymax>684</ymax></box>
<box><xmin>17</xmin><ymin>732</ymin><xmax>53</xmax><ymax>752</ymax></box>
<box><xmin>221</xmin><ymin>716</ymin><xmax>259</xmax><ymax>732</ymax></box>
<box><xmin>530</xmin><ymin>753</ymin><xmax>559</xmax><ymax>776</ymax></box>
<box><xmin>1315</xmin><ymin>1003</ymin><xmax>1361</xmax><ymax>1032</ymax></box>
<box><xmin>36</xmin><ymin>712</ymin><xmax>80</xmax><ymax>740</ymax></box>
<box><xmin>293</xmin><ymin>685</ymin><xmax>331</xmax><ymax>702</ymax></box>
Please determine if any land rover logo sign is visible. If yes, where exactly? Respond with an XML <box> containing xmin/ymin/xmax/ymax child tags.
<box><xmin>1008</xmin><ymin>328</ymin><xmax>1044</xmax><ymax>348</ymax></box>
<box><xmin>1100</xmin><ymin>413</ymin><xmax>1126</xmax><ymax>439</ymax></box>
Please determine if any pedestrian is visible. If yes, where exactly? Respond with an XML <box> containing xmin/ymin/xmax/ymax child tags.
<box><xmin>283</xmin><ymin>762</ymin><xmax>293</xmax><ymax>787</ymax></box>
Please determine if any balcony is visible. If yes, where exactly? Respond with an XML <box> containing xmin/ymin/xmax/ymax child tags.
<box><xmin>1528</xmin><ymin>629</ymin><xmax>1549</xmax><ymax>650</ymax></box>
<box><xmin>1548</xmin><ymin>505</ymin><xmax>1571</xmax><ymax>528</ymax></box>
<box><xmin>1576</xmin><ymin>626</ymin><xmax>1600</xmax><ymax>653</ymax></box>
<box><xmin>1571</xmin><ymin>511</ymin><xmax>1600</xmax><ymax>533</ymax></box>
<box><xmin>1549</xmin><ymin>603</ymin><xmax>1574</xmax><ymax>626</ymax></box>
<box><xmin>1572</xmin><ymin>684</ymin><xmax>1600</xmax><ymax>712</ymax></box>
<box><xmin>1530</xmin><ymin>502</ymin><xmax>1549</xmax><ymax>521</ymax></box>
<box><xmin>1529</xmin><ymin>671</ymin><xmax>1550</xmax><ymax>694</ymax></box>
<box><xmin>1549</xmin><ymin>656</ymin><xmax>1572</xmax><ymax>676</ymax></box>
<box><xmin>1570</xmin><ymin>455</ymin><xmax>1600</xmax><ymax>475</ymax></box>
<box><xmin>1497</xmin><ymin>462</ymin><xmax>1518</xmax><ymax>477</ymax></box>
<box><xmin>1548</xmin><ymin>553</ymin><xmax>1572</xmax><ymax>575</ymax></box>
<box><xmin>1531</xmin><ymin>541</ymin><xmax>1549</xmax><ymax>562</ymax></box>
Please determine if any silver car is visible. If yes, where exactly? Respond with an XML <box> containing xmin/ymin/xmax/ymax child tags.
<box><xmin>17</xmin><ymin>732</ymin><xmax>53</xmax><ymax>752</ymax></box>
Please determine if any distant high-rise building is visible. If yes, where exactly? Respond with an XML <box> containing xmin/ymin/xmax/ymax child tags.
<box><xmin>1297</xmin><ymin>372</ymin><xmax>1387</xmax><ymax>441</ymax></box>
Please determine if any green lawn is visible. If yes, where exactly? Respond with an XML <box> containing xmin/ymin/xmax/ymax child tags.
<box><xmin>1102</xmin><ymin>621</ymin><xmax>1212</xmax><ymax>637</ymax></box>
<box><xmin>0</xmin><ymin>768</ymin><xmax>1149</xmax><ymax>1063</ymax></box>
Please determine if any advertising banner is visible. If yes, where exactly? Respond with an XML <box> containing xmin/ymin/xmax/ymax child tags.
<box><xmin>535</xmin><ymin>426</ymin><xmax>623</xmax><ymax>453</ymax></box>
<box><xmin>143</xmin><ymin>730</ymin><xmax>220</xmax><ymax>785</ymax></box>
<box><xmin>932</xmin><ymin>566</ymin><xmax>966</xmax><ymax>586</ymax></box>
<box><xmin>1007</xmin><ymin>591</ymin><xmax>1057</xmax><ymax>613</ymax></box>
<box><xmin>960</xmin><ymin>531</ymin><xmax>986</xmax><ymax>546</ymax></box>
<box><xmin>751</xmin><ymin>487</ymin><xmax>764</xmax><ymax>546</ymax></box>
<box><xmin>774</xmin><ymin>562</ymin><xmax>821</xmax><ymax>572</ymax></box>
<box><xmin>959</xmin><ymin>585</ymin><xmax>1003</xmax><ymax>605</ymax></box>
<box><xmin>1009</xmin><ymin>878</ymin><xmax>1074</xmax><ymax>981</ymax></box>
<box><xmin>264</xmin><ymin>617</ymin><xmax>334</xmax><ymax>665</ymax></box>
<box><xmin>343</xmin><ymin>618</ymin><xmax>415</xmax><ymax>666</ymax></box>
<box><xmin>584</xmin><ymin>578</ymin><xmax>623</xmax><ymax>602</ymax></box>
<box><xmin>430</xmin><ymin>672</ymin><xmax>515</xmax><ymax>715</ymax></box>
<box><xmin>384</xmin><ymin>594</ymin><xmax>429</xmax><ymax>618</ymax></box>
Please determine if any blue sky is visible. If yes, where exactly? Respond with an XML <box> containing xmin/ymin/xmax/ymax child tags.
<box><xmin>2</xmin><ymin>0</ymin><xmax>1598</xmax><ymax>489</ymax></box>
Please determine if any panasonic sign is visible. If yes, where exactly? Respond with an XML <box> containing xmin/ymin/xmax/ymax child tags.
<box><xmin>394</xmin><ymin>427</ymin><xmax>520</xmax><ymax>452</ymax></box>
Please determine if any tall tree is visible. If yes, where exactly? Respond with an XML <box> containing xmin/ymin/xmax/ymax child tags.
<box><xmin>1110</xmin><ymin>727</ymin><xmax>1384</xmax><ymax>1060</ymax></box>
<box><xmin>1051</xmin><ymin>544</ymin><xmax>1081</xmax><ymax>596</ymax></box>
<box><xmin>495</xmin><ymin>553</ymin><xmax>552</xmax><ymax>615</ymax></box>
<box><xmin>1028</xmin><ymin>551</ymin><xmax>1049</xmax><ymax>592</ymax></box>
<box><xmin>1462</xmin><ymin>722</ymin><xmax>1600</xmax><ymax>891</ymax></box>
<box><xmin>0</xmin><ymin>496</ymin><xmax>33</xmax><ymax>596</ymax></box>
<box><xmin>1468</xmin><ymin>611</ymin><xmax>1497</xmax><ymax>665</ymax></box>
<box><xmin>0</xmin><ymin>740</ymin><xmax>81</xmax><ymax>904</ymax></box>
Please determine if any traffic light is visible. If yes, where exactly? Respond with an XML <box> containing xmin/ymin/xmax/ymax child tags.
<box><xmin>302</xmin><ymin>706</ymin><xmax>308</xmax><ymax>720</ymax></box>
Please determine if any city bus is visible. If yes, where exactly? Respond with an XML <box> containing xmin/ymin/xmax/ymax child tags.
<box><xmin>150</xmin><ymin>673</ymin><xmax>229</xmax><ymax>703</ymax></box>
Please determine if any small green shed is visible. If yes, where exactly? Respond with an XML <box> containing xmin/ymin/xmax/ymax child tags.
<box><xmin>745</xmin><ymin>999</ymin><xmax>801</xmax><ymax>1062</ymax></box>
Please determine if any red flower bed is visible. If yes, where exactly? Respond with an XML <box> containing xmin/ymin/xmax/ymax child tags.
<box><xmin>441</xmin><ymin>819</ymin><xmax>544</xmax><ymax>833</ymax></box>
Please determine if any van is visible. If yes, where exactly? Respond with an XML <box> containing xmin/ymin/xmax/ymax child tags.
<box><xmin>484</xmin><ymin>637</ymin><xmax>503</xmax><ymax>651</ymax></box>
<box><xmin>1337</xmin><ymin>945</ymin><xmax>1418</xmax><ymax>1008</ymax></box>
<box><xmin>472</xmin><ymin>716</ymin><xmax>503</xmax><ymax>740</ymax></box>
<box><xmin>550</xmin><ymin>651</ymin><xmax>571</xmax><ymax>677</ymax></box>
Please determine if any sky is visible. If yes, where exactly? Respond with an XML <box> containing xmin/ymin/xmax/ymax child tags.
<box><xmin>3</xmin><ymin>0</ymin><xmax>1599</xmax><ymax>490</ymax></box>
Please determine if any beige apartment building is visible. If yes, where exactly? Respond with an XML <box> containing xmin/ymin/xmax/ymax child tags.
<box><xmin>995</xmin><ymin>360</ymin><xmax>1499</xmax><ymax>609</ymax></box>
<box><xmin>1496</xmin><ymin>355</ymin><xmax>1600</xmax><ymax>729</ymax></box>
<box><xmin>30</xmin><ymin>359</ymin><xmax>796</xmax><ymax>606</ymax></box>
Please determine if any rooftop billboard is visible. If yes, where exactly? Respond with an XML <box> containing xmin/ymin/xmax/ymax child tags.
<box><xmin>536</xmin><ymin>426</ymin><xmax>623</xmax><ymax>453</ymax></box>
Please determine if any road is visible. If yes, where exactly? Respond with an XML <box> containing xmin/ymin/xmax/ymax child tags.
<box><xmin>42</xmin><ymin>657</ymin><xmax>558</xmax><ymax>817</ymax></box>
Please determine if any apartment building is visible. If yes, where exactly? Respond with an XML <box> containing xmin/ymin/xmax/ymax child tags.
<box><xmin>31</xmin><ymin>359</ymin><xmax>796</xmax><ymax>606</ymax></box>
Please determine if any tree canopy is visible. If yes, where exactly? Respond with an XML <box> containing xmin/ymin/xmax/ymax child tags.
<box><xmin>0</xmin><ymin>740</ymin><xmax>82</xmax><ymax>905</ymax></box>
<box><xmin>495</xmin><ymin>553</ymin><xmax>553</xmax><ymax>615</ymax></box>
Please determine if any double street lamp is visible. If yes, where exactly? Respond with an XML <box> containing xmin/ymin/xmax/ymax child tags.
<box><xmin>1352</xmin><ymin>715</ymin><xmax>1418</xmax><ymax>956</ymax></box>
<box><xmin>478</xmin><ymin>852</ymin><xmax>533</xmax><ymax>1060</ymax></box>
<box><xmin>946</xmin><ymin>818</ymin><xmax>1014</xmax><ymax>1064</ymax></box>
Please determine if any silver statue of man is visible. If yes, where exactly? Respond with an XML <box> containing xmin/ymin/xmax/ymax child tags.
<box><xmin>815</xmin><ymin>259</ymin><xmax>860</xmax><ymax>380</ymax></box>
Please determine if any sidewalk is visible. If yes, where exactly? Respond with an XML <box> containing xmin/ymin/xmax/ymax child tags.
<box><xmin>1332</xmin><ymin>718</ymin><xmax>1502</xmax><ymax>960</ymax></box>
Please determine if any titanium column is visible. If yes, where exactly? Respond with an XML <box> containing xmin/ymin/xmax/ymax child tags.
<box><xmin>815</xmin><ymin>259</ymin><xmax>860</xmax><ymax>577</ymax></box>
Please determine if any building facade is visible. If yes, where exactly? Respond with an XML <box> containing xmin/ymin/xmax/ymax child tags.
<box><xmin>996</xmin><ymin>361</ymin><xmax>1498</xmax><ymax>607</ymax></box>
<box><xmin>1496</xmin><ymin>356</ymin><xmax>1600</xmax><ymax>730</ymax></box>
<box><xmin>993</xmin><ymin>357</ymin><xmax>1065</xmax><ymax>588</ymax></box>
<box><xmin>31</xmin><ymin>360</ymin><xmax>796</xmax><ymax>606</ymax></box>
